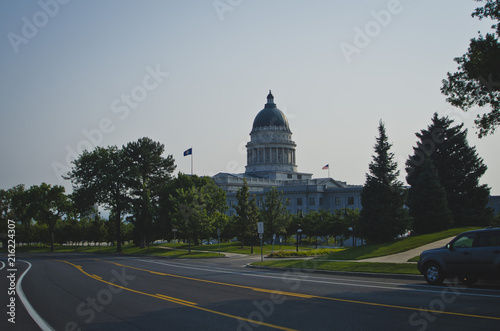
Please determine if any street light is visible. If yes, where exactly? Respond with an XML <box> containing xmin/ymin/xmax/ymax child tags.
<box><xmin>296</xmin><ymin>223</ymin><xmax>302</xmax><ymax>252</ymax></box>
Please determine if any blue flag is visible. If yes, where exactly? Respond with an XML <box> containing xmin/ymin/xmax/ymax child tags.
<box><xmin>183</xmin><ymin>148</ymin><xmax>192</xmax><ymax>156</ymax></box>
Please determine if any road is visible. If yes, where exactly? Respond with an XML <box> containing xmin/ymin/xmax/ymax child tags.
<box><xmin>1</xmin><ymin>253</ymin><xmax>500</xmax><ymax>330</ymax></box>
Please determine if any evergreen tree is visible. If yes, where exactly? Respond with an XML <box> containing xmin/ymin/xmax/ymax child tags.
<box><xmin>123</xmin><ymin>137</ymin><xmax>176</xmax><ymax>248</ymax></box>
<box><xmin>406</xmin><ymin>113</ymin><xmax>492</xmax><ymax>226</ymax></box>
<box><xmin>359</xmin><ymin>121</ymin><xmax>411</xmax><ymax>244</ymax></box>
<box><xmin>407</xmin><ymin>159</ymin><xmax>453</xmax><ymax>234</ymax></box>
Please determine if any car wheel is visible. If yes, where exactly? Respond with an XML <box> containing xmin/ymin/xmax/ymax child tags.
<box><xmin>423</xmin><ymin>262</ymin><xmax>444</xmax><ymax>285</ymax></box>
<box><xmin>459</xmin><ymin>276</ymin><xmax>478</xmax><ymax>286</ymax></box>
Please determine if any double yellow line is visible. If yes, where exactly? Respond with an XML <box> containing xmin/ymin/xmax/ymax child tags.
<box><xmin>57</xmin><ymin>259</ymin><xmax>297</xmax><ymax>331</ymax></box>
<box><xmin>59</xmin><ymin>258</ymin><xmax>500</xmax><ymax>328</ymax></box>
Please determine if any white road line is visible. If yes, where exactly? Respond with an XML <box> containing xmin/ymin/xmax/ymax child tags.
<box><xmin>128</xmin><ymin>258</ymin><xmax>500</xmax><ymax>299</ymax></box>
<box><xmin>17</xmin><ymin>260</ymin><xmax>55</xmax><ymax>331</ymax></box>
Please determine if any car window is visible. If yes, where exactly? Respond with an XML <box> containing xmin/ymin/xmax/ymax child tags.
<box><xmin>476</xmin><ymin>231</ymin><xmax>500</xmax><ymax>247</ymax></box>
<box><xmin>452</xmin><ymin>233</ymin><xmax>476</xmax><ymax>249</ymax></box>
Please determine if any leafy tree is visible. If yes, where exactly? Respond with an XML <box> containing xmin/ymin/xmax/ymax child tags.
<box><xmin>27</xmin><ymin>183</ymin><xmax>69</xmax><ymax>252</ymax></box>
<box><xmin>260</xmin><ymin>187</ymin><xmax>290</xmax><ymax>243</ymax></box>
<box><xmin>441</xmin><ymin>0</ymin><xmax>500</xmax><ymax>137</ymax></box>
<box><xmin>234</xmin><ymin>179</ymin><xmax>253</xmax><ymax>248</ymax></box>
<box><xmin>163</xmin><ymin>174</ymin><xmax>226</xmax><ymax>248</ymax></box>
<box><xmin>66</xmin><ymin>146</ymin><xmax>131</xmax><ymax>252</ymax></box>
<box><xmin>123</xmin><ymin>137</ymin><xmax>176</xmax><ymax>248</ymax></box>
<box><xmin>406</xmin><ymin>113</ymin><xmax>492</xmax><ymax>226</ymax></box>
<box><xmin>407</xmin><ymin>159</ymin><xmax>453</xmax><ymax>234</ymax></box>
<box><xmin>359</xmin><ymin>121</ymin><xmax>411</xmax><ymax>244</ymax></box>
<box><xmin>174</xmin><ymin>186</ymin><xmax>205</xmax><ymax>252</ymax></box>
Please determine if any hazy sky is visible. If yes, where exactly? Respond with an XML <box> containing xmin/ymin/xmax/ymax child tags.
<box><xmin>1</xmin><ymin>0</ymin><xmax>499</xmax><ymax>195</ymax></box>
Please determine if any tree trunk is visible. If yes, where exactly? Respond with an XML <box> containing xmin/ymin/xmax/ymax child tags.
<box><xmin>116</xmin><ymin>209</ymin><xmax>122</xmax><ymax>252</ymax></box>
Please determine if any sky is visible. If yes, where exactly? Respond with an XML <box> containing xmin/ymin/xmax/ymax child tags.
<box><xmin>1</xmin><ymin>0</ymin><xmax>499</xmax><ymax>195</ymax></box>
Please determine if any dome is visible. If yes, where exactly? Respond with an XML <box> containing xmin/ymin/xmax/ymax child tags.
<box><xmin>252</xmin><ymin>91</ymin><xmax>290</xmax><ymax>131</ymax></box>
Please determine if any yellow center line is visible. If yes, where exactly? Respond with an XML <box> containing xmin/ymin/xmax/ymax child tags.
<box><xmin>56</xmin><ymin>260</ymin><xmax>297</xmax><ymax>331</ymax></box>
<box><xmin>96</xmin><ymin>258</ymin><xmax>500</xmax><ymax>322</ymax></box>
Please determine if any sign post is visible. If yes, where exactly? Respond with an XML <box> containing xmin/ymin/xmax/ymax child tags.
<box><xmin>257</xmin><ymin>222</ymin><xmax>264</xmax><ymax>262</ymax></box>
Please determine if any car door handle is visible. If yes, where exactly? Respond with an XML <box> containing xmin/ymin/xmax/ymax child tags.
<box><xmin>463</xmin><ymin>251</ymin><xmax>471</xmax><ymax>255</ymax></box>
<box><xmin>494</xmin><ymin>250</ymin><xmax>500</xmax><ymax>254</ymax></box>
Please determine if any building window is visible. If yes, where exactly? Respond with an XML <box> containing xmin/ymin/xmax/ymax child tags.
<box><xmin>335</xmin><ymin>197</ymin><xmax>341</xmax><ymax>205</ymax></box>
<box><xmin>319</xmin><ymin>197</ymin><xmax>323</xmax><ymax>206</ymax></box>
<box><xmin>286</xmin><ymin>198</ymin><xmax>291</xmax><ymax>206</ymax></box>
<box><xmin>297</xmin><ymin>175</ymin><xmax>302</xmax><ymax>180</ymax></box>
<box><xmin>347</xmin><ymin>197</ymin><xmax>354</xmax><ymax>205</ymax></box>
<box><xmin>297</xmin><ymin>198</ymin><xmax>303</xmax><ymax>206</ymax></box>
<box><xmin>309</xmin><ymin>197</ymin><xmax>315</xmax><ymax>206</ymax></box>
<box><xmin>287</xmin><ymin>174</ymin><xmax>292</xmax><ymax>179</ymax></box>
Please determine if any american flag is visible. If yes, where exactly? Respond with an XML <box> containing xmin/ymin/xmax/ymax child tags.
<box><xmin>322</xmin><ymin>164</ymin><xmax>329</xmax><ymax>170</ymax></box>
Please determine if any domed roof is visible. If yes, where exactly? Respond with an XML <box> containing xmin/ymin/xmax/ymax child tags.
<box><xmin>252</xmin><ymin>91</ymin><xmax>290</xmax><ymax>131</ymax></box>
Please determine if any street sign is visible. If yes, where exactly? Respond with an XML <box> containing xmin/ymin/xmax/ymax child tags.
<box><xmin>257</xmin><ymin>222</ymin><xmax>264</xmax><ymax>234</ymax></box>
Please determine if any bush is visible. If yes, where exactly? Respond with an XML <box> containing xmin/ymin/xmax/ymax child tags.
<box><xmin>268</xmin><ymin>248</ymin><xmax>344</xmax><ymax>258</ymax></box>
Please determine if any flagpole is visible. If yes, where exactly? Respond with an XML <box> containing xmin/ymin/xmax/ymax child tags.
<box><xmin>191</xmin><ymin>147</ymin><xmax>193</xmax><ymax>175</ymax></box>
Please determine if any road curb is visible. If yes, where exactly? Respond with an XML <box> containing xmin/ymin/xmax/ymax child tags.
<box><xmin>246</xmin><ymin>263</ymin><xmax>423</xmax><ymax>280</ymax></box>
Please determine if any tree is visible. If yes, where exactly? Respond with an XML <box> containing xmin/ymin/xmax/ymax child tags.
<box><xmin>260</xmin><ymin>187</ymin><xmax>290</xmax><ymax>244</ymax></box>
<box><xmin>406</xmin><ymin>113</ymin><xmax>492</xmax><ymax>226</ymax></box>
<box><xmin>234</xmin><ymin>179</ymin><xmax>253</xmax><ymax>249</ymax></box>
<box><xmin>358</xmin><ymin>121</ymin><xmax>411</xmax><ymax>244</ymax></box>
<box><xmin>163</xmin><ymin>174</ymin><xmax>226</xmax><ymax>248</ymax></box>
<box><xmin>407</xmin><ymin>159</ymin><xmax>453</xmax><ymax>234</ymax></box>
<box><xmin>441</xmin><ymin>0</ymin><xmax>500</xmax><ymax>137</ymax></box>
<box><xmin>66</xmin><ymin>146</ymin><xmax>131</xmax><ymax>252</ymax></box>
<box><xmin>27</xmin><ymin>183</ymin><xmax>69</xmax><ymax>252</ymax></box>
<box><xmin>123</xmin><ymin>137</ymin><xmax>176</xmax><ymax>248</ymax></box>
<box><xmin>174</xmin><ymin>186</ymin><xmax>205</xmax><ymax>252</ymax></box>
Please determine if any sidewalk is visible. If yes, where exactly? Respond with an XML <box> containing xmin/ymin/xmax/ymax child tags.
<box><xmin>358</xmin><ymin>236</ymin><xmax>455</xmax><ymax>263</ymax></box>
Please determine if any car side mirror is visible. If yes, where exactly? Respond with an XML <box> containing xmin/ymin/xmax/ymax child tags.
<box><xmin>446</xmin><ymin>243</ymin><xmax>454</xmax><ymax>251</ymax></box>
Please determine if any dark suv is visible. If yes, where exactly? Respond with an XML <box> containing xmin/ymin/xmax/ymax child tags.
<box><xmin>418</xmin><ymin>228</ymin><xmax>500</xmax><ymax>285</ymax></box>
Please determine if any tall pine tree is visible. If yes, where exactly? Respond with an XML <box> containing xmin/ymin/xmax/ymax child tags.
<box><xmin>359</xmin><ymin>121</ymin><xmax>410</xmax><ymax>244</ymax></box>
<box><xmin>407</xmin><ymin>159</ymin><xmax>452</xmax><ymax>234</ymax></box>
<box><xmin>406</xmin><ymin>113</ymin><xmax>492</xmax><ymax>226</ymax></box>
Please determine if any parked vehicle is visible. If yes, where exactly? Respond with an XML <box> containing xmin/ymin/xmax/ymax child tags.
<box><xmin>417</xmin><ymin>227</ymin><xmax>500</xmax><ymax>285</ymax></box>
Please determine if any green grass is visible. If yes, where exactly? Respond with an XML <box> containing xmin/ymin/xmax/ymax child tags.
<box><xmin>317</xmin><ymin>227</ymin><xmax>479</xmax><ymax>261</ymax></box>
<box><xmin>407</xmin><ymin>256</ymin><xmax>420</xmax><ymax>263</ymax></box>
<box><xmin>159</xmin><ymin>241</ymin><xmax>309</xmax><ymax>255</ymax></box>
<box><xmin>6</xmin><ymin>243</ymin><xmax>221</xmax><ymax>258</ymax></box>
<box><xmin>268</xmin><ymin>248</ymin><xmax>344</xmax><ymax>258</ymax></box>
<box><xmin>252</xmin><ymin>260</ymin><xmax>420</xmax><ymax>275</ymax></box>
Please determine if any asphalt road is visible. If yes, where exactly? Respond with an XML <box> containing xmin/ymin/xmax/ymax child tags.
<box><xmin>2</xmin><ymin>253</ymin><xmax>500</xmax><ymax>331</ymax></box>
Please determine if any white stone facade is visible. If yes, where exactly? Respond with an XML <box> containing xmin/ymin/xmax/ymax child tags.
<box><xmin>213</xmin><ymin>91</ymin><xmax>363</xmax><ymax>216</ymax></box>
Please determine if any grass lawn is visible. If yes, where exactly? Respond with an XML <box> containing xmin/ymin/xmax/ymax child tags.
<box><xmin>159</xmin><ymin>241</ymin><xmax>308</xmax><ymax>255</ymax></box>
<box><xmin>7</xmin><ymin>243</ymin><xmax>221</xmax><ymax>258</ymax></box>
<box><xmin>316</xmin><ymin>226</ymin><xmax>479</xmax><ymax>261</ymax></box>
<box><xmin>252</xmin><ymin>260</ymin><xmax>420</xmax><ymax>275</ymax></box>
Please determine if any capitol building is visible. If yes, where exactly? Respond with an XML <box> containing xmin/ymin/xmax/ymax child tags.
<box><xmin>213</xmin><ymin>91</ymin><xmax>363</xmax><ymax>216</ymax></box>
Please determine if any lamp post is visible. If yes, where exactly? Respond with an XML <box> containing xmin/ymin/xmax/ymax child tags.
<box><xmin>296</xmin><ymin>224</ymin><xmax>302</xmax><ymax>252</ymax></box>
<box><xmin>172</xmin><ymin>227</ymin><xmax>178</xmax><ymax>256</ymax></box>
